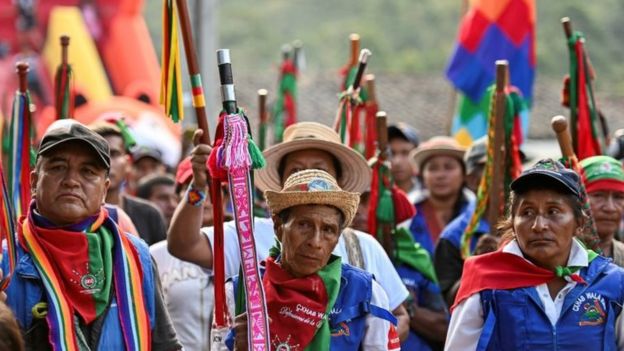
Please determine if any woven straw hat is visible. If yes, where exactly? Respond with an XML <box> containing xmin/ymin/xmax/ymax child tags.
<box><xmin>265</xmin><ymin>169</ymin><xmax>360</xmax><ymax>227</ymax></box>
<box><xmin>255</xmin><ymin>122</ymin><xmax>371</xmax><ymax>193</ymax></box>
<box><xmin>410</xmin><ymin>136</ymin><xmax>466</xmax><ymax>171</ymax></box>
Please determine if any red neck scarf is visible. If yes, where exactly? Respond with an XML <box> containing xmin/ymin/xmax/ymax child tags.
<box><xmin>452</xmin><ymin>245</ymin><xmax>597</xmax><ymax>311</ymax></box>
<box><xmin>263</xmin><ymin>257</ymin><xmax>329</xmax><ymax>350</ymax></box>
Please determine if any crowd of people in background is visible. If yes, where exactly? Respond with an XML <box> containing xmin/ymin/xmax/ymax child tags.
<box><xmin>2</xmin><ymin>113</ymin><xmax>624</xmax><ymax>350</ymax></box>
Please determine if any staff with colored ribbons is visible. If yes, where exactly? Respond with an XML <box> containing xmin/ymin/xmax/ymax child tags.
<box><xmin>208</xmin><ymin>49</ymin><xmax>270</xmax><ymax>350</ymax></box>
<box><xmin>272</xmin><ymin>44</ymin><xmax>298</xmax><ymax>143</ymax></box>
<box><xmin>551</xmin><ymin>115</ymin><xmax>600</xmax><ymax>250</ymax></box>
<box><xmin>561</xmin><ymin>17</ymin><xmax>605</xmax><ymax>160</ymax></box>
<box><xmin>55</xmin><ymin>35</ymin><xmax>73</xmax><ymax>119</ymax></box>
<box><xmin>8</xmin><ymin>62</ymin><xmax>34</xmax><ymax>218</ymax></box>
<box><xmin>0</xmin><ymin>162</ymin><xmax>17</xmax><ymax>291</ymax></box>
<box><xmin>334</xmin><ymin>48</ymin><xmax>371</xmax><ymax>149</ymax></box>
<box><xmin>460</xmin><ymin>61</ymin><xmax>523</xmax><ymax>258</ymax></box>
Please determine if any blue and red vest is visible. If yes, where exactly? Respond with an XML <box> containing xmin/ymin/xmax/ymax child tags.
<box><xmin>227</xmin><ymin>263</ymin><xmax>396</xmax><ymax>350</ymax></box>
<box><xmin>477</xmin><ymin>255</ymin><xmax>624</xmax><ymax>351</ymax></box>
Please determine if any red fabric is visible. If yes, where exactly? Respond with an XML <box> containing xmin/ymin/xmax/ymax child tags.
<box><xmin>458</xmin><ymin>9</ymin><xmax>490</xmax><ymax>53</ymax></box>
<box><xmin>420</xmin><ymin>201</ymin><xmax>443</xmax><ymax>244</ymax></box>
<box><xmin>364</xmin><ymin>102</ymin><xmax>378</xmax><ymax>159</ymax></box>
<box><xmin>349</xmin><ymin>105</ymin><xmax>364</xmax><ymax>151</ymax></box>
<box><xmin>391</xmin><ymin>186</ymin><xmax>416</xmax><ymax>224</ymax></box>
<box><xmin>17</xmin><ymin>211</ymin><xmax>108</xmax><ymax>323</ymax></box>
<box><xmin>387</xmin><ymin>324</ymin><xmax>401</xmax><ymax>351</ymax></box>
<box><xmin>211</xmin><ymin>179</ymin><xmax>228</xmax><ymax>327</ymax></box>
<box><xmin>368</xmin><ymin>163</ymin><xmax>381</xmax><ymax>236</ymax></box>
<box><xmin>575</xmin><ymin>41</ymin><xmax>601</xmax><ymax>160</ymax></box>
<box><xmin>585</xmin><ymin>179</ymin><xmax>624</xmax><ymax>194</ymax></box>
<box><xmin>284</xmin><ymin>93</ymin><xmax>296</xmax><ymax>127</ymax></box>
<box><xmin>263</xmin><ymin>257</ymin><xmax>328</xmax><ymax>350</ymax></box>
<box><xmin>452</xmin><ymin>249</ymin><xmax>556</xmax><ymax>311</ymax></box>
<box><xmin>495</xmin><ymin>0</ymin><xmax>531</xmax><ymax>46</ymax></box>
<box><xmin>208</xmin><ymin>113</ymin><xmax>228</xmax><ymax>181</ymax></box>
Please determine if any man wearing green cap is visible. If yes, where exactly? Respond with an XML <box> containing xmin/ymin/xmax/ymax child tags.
<box><xmin>581</xmin><ymin>155</ymin><xmax>624</xmax><ymax>266</ymax></box>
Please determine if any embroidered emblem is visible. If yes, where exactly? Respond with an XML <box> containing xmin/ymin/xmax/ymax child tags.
<box><xmin>272</xmin><ymin>335</ymin><xmax>299</xmax><ymax>351</ymax></box>
<box><xmin>68</xmin><ymin>263</ymin><xmax>104</xmax><ymax>295</ymax></box>
<box><xmin>574</xmin><ymin>292</ymin><xmax>607</xmax><ymax>326</ymax></box>
<box><xmin>331</xmin><ymin>322</ymin><xmax>351</xmax><ymax>337</ymax></box>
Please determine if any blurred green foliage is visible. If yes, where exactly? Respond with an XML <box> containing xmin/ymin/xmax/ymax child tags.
<box><xmin>144</xmin><ymin>0</ymin><xmax>624</xmax><ymax>93</ymax></box>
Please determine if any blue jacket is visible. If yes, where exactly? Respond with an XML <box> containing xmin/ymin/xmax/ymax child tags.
<box><xmin>227</xmin><ymin>263</ymin><xmax>396</xmax><ymax>350</ymax></box>
<box><xmin>478</xmin><ymin>255</ymin><xmax>624</xmax><ymax>351</ymax></box>
<box><xmin>2</xmin><ymin>225</ymin><xmax>156</xmax><ymax>350</ymax></box>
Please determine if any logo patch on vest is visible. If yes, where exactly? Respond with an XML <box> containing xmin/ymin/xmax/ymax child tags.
<box><xmin>331</xmin><ymin>322</ymin><xmax>351</xmax><ymax>337</ymax></box>
<box><xmin>573</xmin><ymin>292</ymin><xmax>607</xmax><ymax>326</ymax></box>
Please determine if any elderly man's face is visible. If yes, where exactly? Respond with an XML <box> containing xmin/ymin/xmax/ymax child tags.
<box><xmin>30</xmin><ymin>141</ymin><xmax>110</xmax><ymax>226</ymax></box>
<box><xmin>281</xmin><ymin>149</ymin><xmax>337</xmax><ymax>185</ymax></box>
<box><xmin>588</xmin><ymin>190</ymin><xmax>624</xmax><ymax>239</ymax></box>
<box><xmin>276</xmin><ymin>205</ymin><xmax>342</xmax><ymax>277</ymax></box>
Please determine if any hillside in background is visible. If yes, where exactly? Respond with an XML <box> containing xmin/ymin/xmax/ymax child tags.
<box><xmin>145</xmin><ymin>0</ymin><xmax>624</xmax><ymax>92</ymax></box>
<box><xmin>143</xmin><ymin>1</ymin><xmax>624</xmax><ymax>141</ymax></box>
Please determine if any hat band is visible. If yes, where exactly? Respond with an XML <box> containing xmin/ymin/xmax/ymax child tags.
<box><xmin>585</xmin><ymin>179</ymin><xmax>624</xmax><ymax>194</ymax></box>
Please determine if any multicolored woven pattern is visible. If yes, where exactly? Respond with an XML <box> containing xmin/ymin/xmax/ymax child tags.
<box><xmin>447</xmin><ymin>0</ymin><xmax>535</xmax><ymax>146</ymax></box>
<box><xmin>160</xmin><ymin>0</ymin><xmax>184</xmax><ymax>122</ymax></box>
<box><xmin>8</xmin><ymin>89</ymin><xmax>33</xmax><ymax>218</ymax></box>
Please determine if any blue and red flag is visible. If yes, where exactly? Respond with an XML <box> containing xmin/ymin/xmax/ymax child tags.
<box><xmin>446</xmin><ymin>0</ymin><xmax>536</xmax><ymax>146</ymax></box>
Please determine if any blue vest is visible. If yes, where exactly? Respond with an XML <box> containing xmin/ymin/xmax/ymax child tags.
<box><xmin>410</xmin><ymin>199</ymin><xmax>470</xmax><ymax>255</ymax></box>
<box><xmin>2</xmin><ymin>226</ymin><xmax>156</xmax><ymax>350</ymax></box>
<box><xmin>439</xmin><ymin>201</ymin><xmax>490</xmax><ymax>252</ymax></box>
<box><xmin>227</xmin><ymin>263</ymin><xmax>396</xmax><ymax>350</ymax></box>
<box><xmin>477</xmin><ymin>256</ymin><xmax>624</xmax><ymax>351</ymax></box>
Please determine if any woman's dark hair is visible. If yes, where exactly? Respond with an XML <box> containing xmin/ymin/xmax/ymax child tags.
<box><xmin>498</xmin><ymin>181</ymin><xmax>588</xmax><ymax>244</ymax></box>
<box><xmin>0</xmin><ymin>302</ymin><xmax>25</xmax><ymax>351</ymax></box>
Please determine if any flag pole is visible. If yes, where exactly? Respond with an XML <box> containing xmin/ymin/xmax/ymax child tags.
<box><xmin>175</xmin><ymin>0</ymin><xmax>210</xmax><ymax>144</ymax></box>
<box><xmin>551</xmin><ymin>115</ymin><xmax>600</xmax><ymax>250</ymax></box>
<box><xmin>486</xmin><ymin>61</ymin><xmax>508</xmax><ymax>228</ymax></box>
<box><xmin>375</xmin><ymin>111</ymin><xmax>395</xmax><ymax>257</ymax></box>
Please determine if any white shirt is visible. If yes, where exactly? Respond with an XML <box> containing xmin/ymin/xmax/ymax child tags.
<box><xmin>445</xmin><ymin>239</ymin><xmax>624</xmax><ymax>350</ymax></box>
<box><xmin>150</xmin><ymin>241</ymin><xmax>213</xmax><ymax>351</ymax></box>
<box><xmin>201</xmin><ymin>217</ymin><xmax>409</xmax><ymax>310</ymax></box>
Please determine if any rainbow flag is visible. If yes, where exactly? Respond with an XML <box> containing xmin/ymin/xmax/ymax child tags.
<box><xmin>446</xmin><ymin>0</ymin><xmax>536</xmax><ymax>146</ymax></box>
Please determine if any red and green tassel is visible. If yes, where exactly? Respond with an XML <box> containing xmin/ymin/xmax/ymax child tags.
<box><xmin>272</xmin><ymin>54</ymin><xmax>297</xmax><ymax>143</ymax></box>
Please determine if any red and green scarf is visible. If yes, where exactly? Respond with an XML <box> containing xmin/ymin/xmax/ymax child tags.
<box><xmin>263</xmin><ymin>254</ymin><xmax>341</xmax><ymax>351</ymax></box>
<box><xmin>18</xmin><ymin>204</ymin><xmax>151</xmax><ymax>351</ymax></box>
<box><xmin>452</xmin><ymin>243</ymin><xmax>598</xmax><ymax>311</ymax></box>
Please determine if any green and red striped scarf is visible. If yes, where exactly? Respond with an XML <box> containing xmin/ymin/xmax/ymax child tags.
<box><xmin>18</xmin><ymin>205</ymin><xmax>150</xmax><ymax>351</ymax></box>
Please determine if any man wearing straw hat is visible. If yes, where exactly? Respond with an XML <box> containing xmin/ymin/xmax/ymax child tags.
<box><xmin>168</xmin><ymin>121</ymin><xmax>410</xmax><ymax>340</ymax></box>
<box><xmin>230</xmin><ymin>169</ymin><xmax>399</xmax><ymax>350</ymax></box>
<box><xmin>1</xmin><ymin>119</ymin><xmax>180</xmax><ymax>350</ymax></box>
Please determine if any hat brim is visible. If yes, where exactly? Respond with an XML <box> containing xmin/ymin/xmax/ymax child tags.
<box><xmin>38</xmin><ymin>137</ymin><xmax>110</xmax><ymax>169</ymax></box>
<box><xmin>265</xmin><ymin>189</ymin><xmax>360</xmax><ymax>227</ymax></box>
<box><xmin>255</xmin><ymin>139</ymin><xmax>371</xmax><ymax>193</ymax></box>
<box><xmin>411</xmin><ymin>147</ymin><xmax>465</xmax><ymax>171</ymax></box>
<box><xmin>510</xmin><ymin>171</ymin><xmax>580</xmax><ymax>197</ymax></box>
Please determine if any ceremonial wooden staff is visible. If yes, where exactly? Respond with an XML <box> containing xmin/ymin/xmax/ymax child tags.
<box><xmin>334</xmin><ymin>48</ymin><xmax>371</xmax><ymax>145</ymax></box>
<box><xmin>175</xmin><ymin>0</ymin><xmax>210</xmax><ymax>144</ymax></box>
<box><xmin>374</xmin><ymin>111</ymin><xmax>395</xmax><ymax>257</ymax></box>
<box><xmin>257</xmin><ymin>89</ymin><xmax>268</xmax><ymax>151</ymax></box>
<box><xmin>55</xmin><ymin>35</ymin><xmax>73</xmax><ymax>119</ymax></box>
<box><xmin>560</xmin><ymin>16</ymin><xmax>605</xmax><ymax>158</ymax></box>
<box><xmin>551</xmin><ymin>115</ymin><xmax>600</xmax><ymax>250</ymax></box>
<box><xmin>214</xmin><ymin>49</ymin><xmax>270</xmax><ymax>350</ymax></box>
<box><xmin>486</xmin><ymin>61</ymin><xmax>508</xmax><ymax>228</ymax></box>
<box><xmin>9</xmin><ymin>62</ymin><xmax>33</xmax><ymax>218</ymax></box>
<box><xmin>364</xmin><ymin>74</ymin><xmax>379</xmax><ymax>159</ymax></box>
